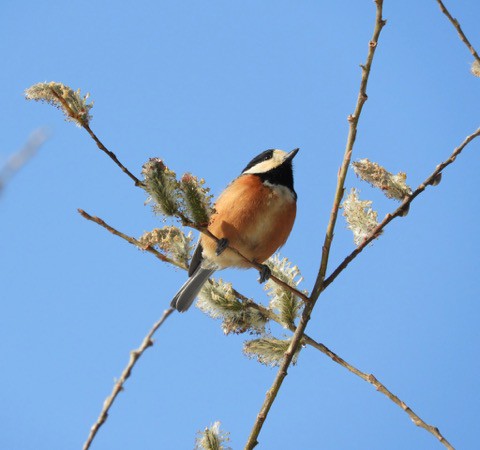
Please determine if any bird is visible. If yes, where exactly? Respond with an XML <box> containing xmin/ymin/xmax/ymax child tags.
<box><xmin>171</xmin><ymin>148</ymin><xmax>299</xmax><ymax>312</ymax></box>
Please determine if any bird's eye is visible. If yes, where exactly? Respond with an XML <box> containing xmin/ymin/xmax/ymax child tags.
<box><xmin>264</xmin><ymin>155</ymin><xmax>270</xmax><ymax>161</ymax></box>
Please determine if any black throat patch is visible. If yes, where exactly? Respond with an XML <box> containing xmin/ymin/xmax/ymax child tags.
<box><xmin>256</xmin><ymin>161</ymin><xmax>297</xmax><ymax>199</ymax></box>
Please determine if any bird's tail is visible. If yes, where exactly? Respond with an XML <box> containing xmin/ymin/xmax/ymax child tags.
<box><xmin>170</xmin><ymin>266</ymin><xmax>215</xmax><ymax>312</ymax></box>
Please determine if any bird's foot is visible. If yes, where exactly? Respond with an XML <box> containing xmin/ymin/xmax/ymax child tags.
<box><xmin>216</xmin><ymin>238</ymin><xmax>229</xmax><ymax>256</ymax></box>
<box><xmin>258</xmin><ymin>264</ymin><xmax>271</xmax><ymax>283</ymax></box>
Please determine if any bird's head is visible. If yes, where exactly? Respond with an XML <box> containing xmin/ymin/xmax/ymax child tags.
<box><xmin>242</xmin><ymin>148</ymin><xmax>299</xmax><ymax>175</ymax></box>
<box><xmin>241</xmin><ymin>148</ymin><xmax>299</xmax><ymax>195</ymax></box>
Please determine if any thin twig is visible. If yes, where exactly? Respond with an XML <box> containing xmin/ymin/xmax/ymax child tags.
<box><xmin>0</xmin><ymin>129</ymin><xmax>48</xmax><ymax>192</ymax></box>
<box><xmin>323</xmin><ymin>126</ymin><xmax>480</xmax><ymax>291</ymax></box>
<box><xmin>49</xmin><ymin>88</ymin><xmax>144</xmax><ymax>188</ymax></box>
<box><xmin>303</xmin><ymin>334</ymin><xmax>454</xmax><ymax>449</ymax></box>
<box><xmin>244</xmin><ymin>3</ymin><xmax>386</xmax><ymax>449</ymax></box>
<box><xmin>435</xmin><ymin>0</ymin><xmax>480</xmax><ymax>64</ymax></box>
<box><xmin>83</xmin><ymin>124</ymin><xmax>144</xmax><ymax>187</ymax></box>
<box><xmin>78</xmin><ymin>209</ymin><xmax>185</xmax><ymax>269</ymax></box>
<box><xmin>311</xmin><ymin>2</ymin><xmax>386</xmax><ymax>302</ymax></box>
<box><xmin>82</xmin><ymin>307</ymin><xmax>175</xmax><ymax>450</ymax></box>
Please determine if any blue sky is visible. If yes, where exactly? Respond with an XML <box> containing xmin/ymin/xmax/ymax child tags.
<box><xmin>2</xmin><ymin>1</ymin><xmax>480</xmax><ymax>449</ymax></box>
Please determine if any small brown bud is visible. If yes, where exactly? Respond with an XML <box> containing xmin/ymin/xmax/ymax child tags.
<box><xmin>429</xmin><ymin>173</ymin><xmax>442</xmax><ymax>186</ymax></box>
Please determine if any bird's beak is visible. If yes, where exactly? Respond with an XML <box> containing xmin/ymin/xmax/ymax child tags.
<box><xmin>285</xmin><ymin>148</ymin><xmax>299</xmax><ymax>162</ymax></box>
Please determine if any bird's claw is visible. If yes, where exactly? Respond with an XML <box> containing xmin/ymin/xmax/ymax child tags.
<box><xmin>258</xmin><ymin>264</ymin><xmax>271</xmax><ymax>283</ymax></box>
<box><xmin>216</xmin><ymin>238</ymin><xmax>229</xmax><ymax>256</ymax></box>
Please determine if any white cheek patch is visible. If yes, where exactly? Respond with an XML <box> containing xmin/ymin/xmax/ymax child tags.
<box><xmin>243</xmin><ymin>159</ymin><xmax>276</xmax><ymax>174</ymax></box>
<box><xmin>243</xmin><ymin>150</ymin><xmax>288</xmax><ymax>175</ymax></box>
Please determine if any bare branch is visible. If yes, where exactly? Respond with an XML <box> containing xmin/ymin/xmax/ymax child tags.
<box><xmin>303</xmin><ymin>335</ymin><xmax>454</xmax><ymax>449</ymax></box>
<box><xmin>311</xmin><ymin>3</ymin><xmax>386</xmax><ymax>302</ymax></box>
<box><xmin>82</xmin><ymin>307</ymin><xmax>175</xmax><ymax>450</ymax></box>
<box><xmin>50</xmin><ymin>87</ymin><xmax>142</xmax><ymax>187</ymax></box>
<box><xmin>435</xmin><ymin>0</ymin><xmax>480</xmax><ymax>65</ymax></box>
<box><xmin>82</xmin><ymin>123</ymin><xmax>144</xmax><ymax>187</ymax></box>
<box><xmin>78</xmin><ymin>209</ymin><xmax>185</xmax><ymax>269</ymax></box>
<box><xmin>244</xmin><ymin>3</ymin><xmax>387</xmax><ymax>448</ymax></box>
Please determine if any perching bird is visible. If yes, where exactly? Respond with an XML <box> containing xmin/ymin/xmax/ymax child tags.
<box><xmin>171</xmin><ymin>148</ymin><xmax>299</xmax><ymax>312</ymax></box>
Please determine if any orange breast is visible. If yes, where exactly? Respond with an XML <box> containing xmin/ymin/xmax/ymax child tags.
<box><xmin>201</xmin><ymin>175</ymin><xmax>296</xmax><ymax>268</ymax></box>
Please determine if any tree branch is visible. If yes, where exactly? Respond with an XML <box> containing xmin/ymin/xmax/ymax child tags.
<box><xmin>83</xmin><ymin>124</ymin><xmax>144</xmax><ymax>187</ymax></box>
<box><xmin>244</xmin><ymin>2</ymin><xmax>386</xmax><ymax>449</ymax></box>
<box><xmin>82</xmin><ymin>307</ymin><xmax>175</xmax><ymax>450</ymax></box>
<box><xmin>48</xmin><ymin>87</ymin><xmax>144</xmax><ymax>188</ymax></box>
<box><xmin>78</xmin><ymin>208</ymin><xmax>186</xmax><ymax>269</ymax></box>
<box><xmin>435</xmin><ymin>0</ymin><xmax>480</xmax><ymax>64</ymax></box>
<box><xmin>302</xmin><ymin>334</ymin><xmax>454</xmax><ymax>449</ymax></box>
<box><xmin>323</xmin><ymin>125</ymin><xmax>480</xmax><ymax>292</ymax></box>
